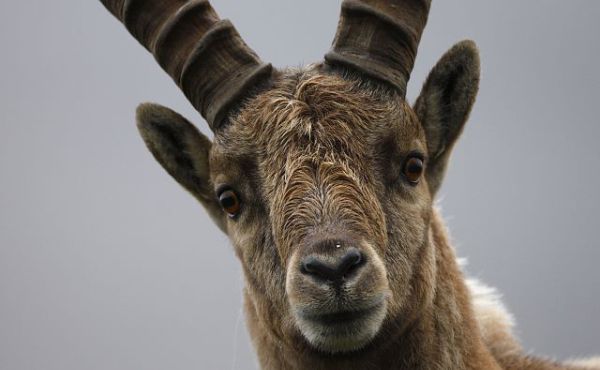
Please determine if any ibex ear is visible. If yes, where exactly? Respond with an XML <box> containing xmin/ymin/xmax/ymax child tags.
<box><xmin>414</xmin><ymin>40</ymin><xmax>480</xmax><ymax>195</ymax></box>
<box><xmin>136</xmin><ymin>103</ymin><xmax>226</xmax><ymax>232</ymax></box>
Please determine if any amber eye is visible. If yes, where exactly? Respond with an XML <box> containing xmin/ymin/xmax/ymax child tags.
<box><xmin>403</xmin><ymin>156</ymin><xmax>424</xmax><ymax>184</ymax></box>
<box><xmin>218</xmin><ymin>189</ymin><xmax>241</xmax><ymax>218</ymax></box>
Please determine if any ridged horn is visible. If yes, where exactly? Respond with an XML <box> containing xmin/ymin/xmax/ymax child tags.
<box><xmin>325</xmin><ymin>0</ymin><xmax>432</xmax><ymax>97</ymax></box>
<box><xmin>99</xmin><ymin>0</ymin><xmax>273</xmax><ymax>131</ymax></box>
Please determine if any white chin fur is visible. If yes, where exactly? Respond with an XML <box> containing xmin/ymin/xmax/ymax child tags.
<box><xmin>296</xmin><ymin>302</ymin><xmax>387</xmax><ymax>354</ymax></box>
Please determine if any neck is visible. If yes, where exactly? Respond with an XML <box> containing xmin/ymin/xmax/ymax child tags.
<box><xmin>244</xmin><ymin>210</ymin><xmax>500</xmax><ymax>370</ymax></box>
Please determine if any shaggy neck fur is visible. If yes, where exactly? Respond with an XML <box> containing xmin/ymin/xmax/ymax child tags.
<box><xmin>242</xmin><ymin>210</ymin><xmax>501</xmax><ymax>370</ymax></box>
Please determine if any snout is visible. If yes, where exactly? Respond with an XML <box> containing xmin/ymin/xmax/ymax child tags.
<box><xmin>286</xmin><ymin>238</ymin><xmax>390</xmax><ymax>353</ymax></box>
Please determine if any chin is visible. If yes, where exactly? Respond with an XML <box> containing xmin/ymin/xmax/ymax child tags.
<box><xmin>295</xmin><ymin>299</ymin><xmax>388</xmax><ymax>354</ymax></box>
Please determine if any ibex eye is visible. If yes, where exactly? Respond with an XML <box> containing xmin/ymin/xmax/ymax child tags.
<box><xmin>218</xmin><ymin>189</ymin><xmax>241</xmax><ymax>218</ymax></box>
<box><xmin>403</xmin><ymin>156</ymin><xmax>424</xmax><ymax>184</ymax></box>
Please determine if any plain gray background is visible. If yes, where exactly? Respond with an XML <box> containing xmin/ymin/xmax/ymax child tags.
<box><xmin>1</xmin><ymin>1</ymin><xmax>599</xmax><ymax>369</ymax></box>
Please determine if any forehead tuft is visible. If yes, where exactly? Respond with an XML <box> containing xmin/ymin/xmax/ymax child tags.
<box><xmin>215</xmin><ymin>67</ymin><xmax>422</xmax><ymax>156</ymax></box>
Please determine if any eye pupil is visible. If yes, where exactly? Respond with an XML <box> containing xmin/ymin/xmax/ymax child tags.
<box><xmin>404</xmin><ymin>157</ymin><xmax>424</xmax><ymax>184</ymax></box>
<box><xmin>407</xmin><ymin>162</ymin><xmax>421</xmax><ymax>173</ymax></box>
<box><xmin>221</xmin><ymin>195</ymin><xmax>235</xmax><ymax>208</ymax></box>
<box><xmin>219</xmin><ymin>189</ymin><xmax>241</xmax><ymax>217</ymax></box>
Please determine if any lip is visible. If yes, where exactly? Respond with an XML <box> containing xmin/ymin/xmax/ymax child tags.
<box><xmin>298</xmin><ymin>303</ymin><xmax>382</xmax><ymax>326</ymax></box>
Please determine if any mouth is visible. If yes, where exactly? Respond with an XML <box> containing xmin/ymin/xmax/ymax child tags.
<box><xmin>300</xmin><ymin>305</ymin><xmax>379</xmax><ymax>326</ymax></box>
<box><xmin>294</xmin><ymin>297</ymin><xmax>388</xmax><ymax>354</ymax></box>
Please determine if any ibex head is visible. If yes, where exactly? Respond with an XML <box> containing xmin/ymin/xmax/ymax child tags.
<box><xmin>101</xmin><ymin>0</ymin><xmax>480</xmax><ymax>354</ymax></box>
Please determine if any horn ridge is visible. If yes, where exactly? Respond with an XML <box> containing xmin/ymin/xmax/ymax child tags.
<box><xmin>180</xmin><ymin>20</ymin><xmax>273</xmax><ymax>129</ymax></box>
<box><xmin>153</xmin><ymin>0</ymin><xmax>217</xmax><ymax>78</ymax></box>
<box><xmin>99</xmin><ymin>0</ymin><xmax>273</xmax><ymax>131</ymax></box>
<box><xmin>325</xmin><ymin>0</ymin><xmax>431</xmax><ymax>96</ymax></box>
<box><xmin>123</xmin><ymin>0</ymin><xmax>189</xmax><ymax>51</ymax></box>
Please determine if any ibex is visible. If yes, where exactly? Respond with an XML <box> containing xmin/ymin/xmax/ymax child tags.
<box><xmin>98</xmin><ymin>0</ymin><xmax>599</xmax><ymax>369</ymax></box>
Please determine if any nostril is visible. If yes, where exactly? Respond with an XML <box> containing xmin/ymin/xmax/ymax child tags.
<box><xmin>301</xmin><ymin>248</ymin><xmax>365</xmax><ymax>283</ymax></box>
<box><xmin>301</xmin><ymin>256</ymin><xmax>317</xmax><ymax>275</ymax></box>
<box><xmin>338</xmin><ymin>248</ymin><xmax>363</xmax><ymax>277</ymax></box>
<box><xmin>301</xmin><ymin>256</ymin><xmax>336</xmax><ymax>280</ymax></box>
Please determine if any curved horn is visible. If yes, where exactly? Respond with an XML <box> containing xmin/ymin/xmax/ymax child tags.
<box><xmin>99</xmin><ymin>0</ymin><xmax>273</xmax><ymax>131</ymax></box>
<box><xmin>324</xmin><ymin>0</ymin><xmax>431</xmax><ymax>97</ymax></box>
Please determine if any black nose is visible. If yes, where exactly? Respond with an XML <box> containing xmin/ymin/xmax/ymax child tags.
<box><xmin>301</xmin><ymin>247</ymin><xmax>364</xmax><ymax>283</ymax></box>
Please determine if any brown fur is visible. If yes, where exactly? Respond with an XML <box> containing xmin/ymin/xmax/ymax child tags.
<box><xmin>95</xmin><ymin>0</ymin><xmax>598</xmax><ymax>366</ymax></box>
<box><xmin>132</xmin><ymin>35</ymin><xmax>598</xmax><ymax>370</ymax></box>
<box><xmin>136</xmin><ymin>55</ymin><xmax>598</xmax><ymax>368</ymax></box>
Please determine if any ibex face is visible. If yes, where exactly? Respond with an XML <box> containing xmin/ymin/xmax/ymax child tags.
<box><xmin>212</xmin><ymin>71</ymin><xmax>429</xmax><ymax>353</ymax></box>
<box><xmin>101</xmin><ymin>0</ymin><xmax>480</xmax><ymax>355</ymax></box>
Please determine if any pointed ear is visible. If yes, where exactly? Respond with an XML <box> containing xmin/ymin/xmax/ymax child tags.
<box><xmin>414</xmin><ymin>40</ymin><xmax>480</xmax><ymax>195</ymax></box>
<box><xmin>136</xmin><ymin>103</ymin><xmax>226</xmax><ymax>232</ymax></box>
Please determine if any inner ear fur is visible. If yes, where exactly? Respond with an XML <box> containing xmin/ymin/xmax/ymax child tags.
<box><xmin>136</xmin><ymin>103</ymin><xmax>226</xmax><ymax>231</ymax></box>
<box><xmin>414</xmin><ymin>40</ymin><xmax>481</xmax><ymax>195</ymax></box>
